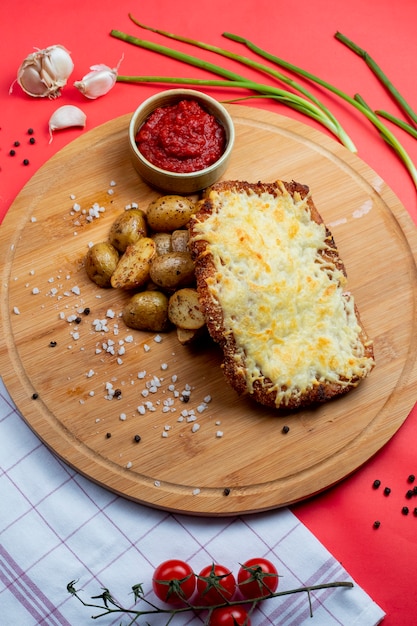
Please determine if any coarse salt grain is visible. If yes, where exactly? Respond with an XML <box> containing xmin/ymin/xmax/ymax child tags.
<box><xmin>13</xmin><ymin>307</ymin><xmax>20</xmax><ymax>315</ymax></box>
<box><xmin>216</xmin><ymin>431</ymin><xmax>224</xmax><ymax>438</ymax></box>
<box><xmin>120</xmin><ymin>413</ymin><xmax>127</xmax><ymax>421</ymax></box>
<box><xmin>191</xmin><ymin>423</ymin><xmax>200</xmax><ymax>433</ymax></box>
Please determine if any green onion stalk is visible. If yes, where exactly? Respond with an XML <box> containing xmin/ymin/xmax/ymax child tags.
<box><xmin>110</xmin><ymin>18</ymin><xmax>417</xmax><ymax>188</ymax></box>
<box><xmin>222</xmin><ymin>32</ymin><xmax>417</xmax><ymax>187</ymax></box>
<box><xmin>335</xmin><ymin>31</ymin><xmax>417</xmax><ymax>129</ymax></box>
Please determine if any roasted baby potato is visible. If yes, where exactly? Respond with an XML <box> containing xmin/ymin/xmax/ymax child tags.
<box><xmin>122</xmin><ymin>291</ymin><xmax>170</xmax><ymax>332</ymax></box>
<box><xmin>176</xmin><ymin>326</ymin><xmax>206</xmax><ymax>345</ymax></box>
<box><xmin>85</xmin><ymin>242</ymin><xmax>119</xmax><ymax>288</ymax></box>
<box><xmin>149</xmin><ymin>252</ymin><xmax>195</xmax><ymax>290</ymax></box>
<box><xmin>111</xmin><ymin>237</ymin><xmax>156</xmax><ymax>290</ymax></box>
<box><xmin>151</xmin><ymin>232</ymin><xmax>173</xmax><ymax>256</ymax></box>
<box><xmin>168</xmin><ymin>288</ymin><xmax>205</xmax><ymax>330</ymax></box>
<box><xmin>108</xmin><ymin>208</ymin><xmax>147</xmax><ymax>252</ymax></box>
<box><xmin>146</xmin><ymin>195</ymin><xmax>196</xmax><ymax>232</ymax></box>
<box><xmin>171</xmin><ymin>229</ymin><xmax>189</xmax><ymax>252</ymax></box>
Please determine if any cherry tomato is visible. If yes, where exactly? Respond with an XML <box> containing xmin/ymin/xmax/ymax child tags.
<box><xmin>209</xmin><ymin>606</ymin><xmax>251</xmax><ymax>626</ymax></box>
<box><xmin>237</xmin><ymin>557</ymin><xmax>279</xmax><ymax>600</ymax></box>
<box><xmin>197</xmin><ymin>563</ymin><xmax>236</xmax><ymax>605</ymax></box>
<box><xmin>152</xmin><ymin>559</ymin><xmax>196</xmax><ymax>605</ymax></box>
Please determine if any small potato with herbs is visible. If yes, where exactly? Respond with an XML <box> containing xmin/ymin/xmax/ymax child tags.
<box><xmin>146</xmin><ymin>195</ymin><xmax>196</xmax><ymax>232</ymax></box>
<box><xmin>151</xmin><ymin>232</ymin><xmax>173</xmax><ymax>256</ymax></box>
<box><xmin>111</xmin><ymin>237</ymin><xmax>156</xmax><ymax>290</ymax></box>
<box><xmin>108</xmin><ymin>208</ymin><xmax>148</xmax><ymax>252</ymax></box>
<box><xmin>122</xmin><ymin>291</ymin><xmax>170</xmax><ymax>332</ymax></box>
<box><xmin>168</xmin><ymin>288</ymin><xmax>205</xmax><ymax>330</ymax></box>
<box><xmin>171</xmin><ymin>229</ymin><xmax>189</xmax><ymax>252</ymax></box>
<box><xmin>150</xmin><ymin>252</ymin><xmax>195</xmax><ymax>290</ymax></box>
<box><xmin>85</xmin><ymin>242</ymin><xmax>119</xmax><ymax>288</ymax></box>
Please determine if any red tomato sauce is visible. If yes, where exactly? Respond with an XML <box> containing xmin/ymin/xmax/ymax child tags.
<box><xmin>136</xmin><ymin>99</ymin><xmax>226</xmax><ymax>173</ymax></box>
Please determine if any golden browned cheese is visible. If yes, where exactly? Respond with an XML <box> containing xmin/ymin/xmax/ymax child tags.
<box><xmin>189</xmin><ymin>180</ymin><xmax>375</xmax><ymax>410</ymax></box>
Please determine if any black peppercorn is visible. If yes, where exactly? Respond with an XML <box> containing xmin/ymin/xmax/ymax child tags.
<box><xmin>106</xmin><ymin>432</ymin><xmax>112</xmax><ymax>439</ymax></box>
<box><xmin>23</xmin><ymin>159</ymin><xmax>30</xmax><ymax>166</ymax></box>
<box><xmin>181</xmin><ymin>394</ymin><xmax>190</xmax><ymax>403</ymax></box>
<box><xmin>27</xmin><ymin>128</ymin><xmax>34</xmax><ymax>135</ymax></box>
<box><xmin>373</xmin><ymin>520</ymin><xmax>381</xmax><ymax>529</ymax></box>
<box><xmin>402</xmin><ymin>506</ymin><xmax>409</xmax><ymax>515</ymax></box>
<box><xmin>32</xmin><ymin>392</ymin><xmax>39</xmax><ymax>400</ymax></box>
<box><xmin>406</xmin><ymin>490</ymin><xmax>414</xmax><ymax>499</ymax></box>
<box><xmin>9</xmin><ymin>149</ymin><xmax>16</xmax><ymax>156</ymax></box>
<box><xmin>83</xmin><ymin>307</ymin><xmax>90</xmax><ymax>315</ymax></box>
<box><xmin>49</xmin><ymin>340</ymin><xmax>57</xmax><ymax>347</ymax></box>
<box><xmin>14</xmin><ymin>140</ymin><xmax>20</xmax><ymax>147</ymax></box>
<box><xmin>114</xmin><ymin>389</ymin><xmax>122</xmax><ymax>398</ymax></box>
<box><xmin>29</xmin><ymin>137</ymin><xmax>35</xmax><ymax>144</ymax></box>
<box><xmin>373</xmin><ymin>479</ymin><xmax>381</xmax><ymax>489</ymax></box>
<box><xmin>414</xmin><ymin>508</ymin><xmax>417</xmax><ymax>517</ymax></box>
<box><xmin>75</xmin><ymin>316</ymin><xmax>82</xmax><ymax>324</ymax></box>
<box><xmin>282</xmin><ymin>425</ymin><xmax>290</xmax><ymax>434</ymax></box>
<box><xmin>384</xmin><ymin>487</ymin><xmax>391</xmax><ymax>496</ymax></box>
<box><xmin>223</xmin><ymin>488</ymin><xmax>231</xmax><ymax>496</ymax></box>
<box><xmin>408</xmin><ymin>474</ymin><xmax>416</xmax><ymax>483</ymax></box>
<box><xmin>134</xmin><ymin>434</ymin><xmax>141</xmax><ymax>443</ymax></box>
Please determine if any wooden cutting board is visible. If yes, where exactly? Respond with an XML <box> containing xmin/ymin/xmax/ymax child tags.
<box><xmin>1</xmin><ymin>105</ymin><xmax>417</xmax><ymax>516</ymax></box>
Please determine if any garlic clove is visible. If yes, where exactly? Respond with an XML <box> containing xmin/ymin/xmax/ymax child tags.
<box><xmin>11</xmin><ymin>44</ymin><xmax>74</xmax><ymax>99</ymax></box>
<box><xmin>74</xmin><ymin>56</ymin><xmax>123</xmax><ymax>99</ymax></box>
<box><xmin>48</xmin><ymin>105</ymin><xmax>86</xmax><ymax>143</ymax></box>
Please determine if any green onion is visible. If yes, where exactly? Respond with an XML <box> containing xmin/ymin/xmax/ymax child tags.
<box><xmin>335</xmin><ymin>32</ymin><xmax>417</xmax><ymax>129</ymax></box>
<box><xmin>222</xmin><ymin>32</ymin><xmax>417</xmax><ymax>187</ymax></box>
<box><xmin>375</xmin><ymin>110</ymin><xmax>417</xmax><ymax>139</ymax></box>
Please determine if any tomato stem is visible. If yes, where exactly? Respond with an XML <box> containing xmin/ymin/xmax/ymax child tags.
<box><xmin>67</xmin><ymin>578</ymin><xmax>354</xmax><ymax>623</ymax></box>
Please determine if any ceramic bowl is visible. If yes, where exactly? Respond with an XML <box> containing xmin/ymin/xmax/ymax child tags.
<box><xmin>128</xmin><ymin>89</ymin><xmax>235</xmax><ymax>194</ymax></box>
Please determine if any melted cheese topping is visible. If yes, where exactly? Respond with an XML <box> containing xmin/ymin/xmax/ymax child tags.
<box><xmin>191</xmin><ymin>183</ymin><xmax>374</xmax><ymax>406</ymax></box>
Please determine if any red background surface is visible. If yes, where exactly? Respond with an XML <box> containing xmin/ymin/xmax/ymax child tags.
<box><xmin>2</xmin><ymin>1</ymin><xmax>417</xmax><ymax>623</ymax></box>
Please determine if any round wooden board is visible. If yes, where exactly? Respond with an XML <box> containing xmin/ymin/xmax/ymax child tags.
<box><xmin>1</xmin><ymin>105</ymin><xmax>417</xmax><ymax>516</ymax></box>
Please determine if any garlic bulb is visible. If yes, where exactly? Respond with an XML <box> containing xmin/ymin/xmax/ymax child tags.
<box><xmin>74</xmin><ymin>56</ymin><xmax>123</xmax><ymax>99</ymax></box>
<box><xmin>49</xmin><ymin>105</ymin><xmax>86</xmax><ymax>143</ymax></box>
<box><xmin>11</xmin><ymin>45</ymin><xmax>74</xmax><ymax>99</ymax></box>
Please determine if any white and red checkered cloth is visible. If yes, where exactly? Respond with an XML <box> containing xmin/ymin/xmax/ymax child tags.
<box><xmin>0</xmin><ymin>377</ymin><xmax>384</xmax><ymax>625</ymax></box>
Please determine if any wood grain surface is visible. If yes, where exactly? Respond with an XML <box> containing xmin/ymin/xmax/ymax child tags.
<box><xmin>1</xmin><ymin>105</ymin><xmax>416</xmax><ymax>516</ymax></box>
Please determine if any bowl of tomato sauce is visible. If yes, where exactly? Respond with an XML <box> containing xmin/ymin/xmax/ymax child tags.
<box><xmin>128</xmin><ymin>89</ymin><xmax>235</xmax><ymax>193</ymax></box>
